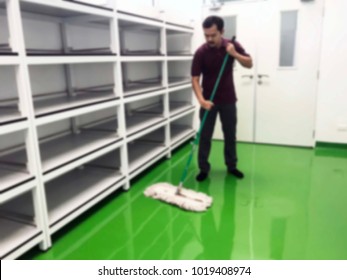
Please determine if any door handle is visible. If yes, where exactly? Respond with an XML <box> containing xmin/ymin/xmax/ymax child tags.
<box><xmin>242</xmin><ymin>75</ymin><xmax>253</xmax><ymax>79</ymax></box>
<box><xmin>258</xmin><ymin>74</ymin><xmax>269</xmax><ymax>79</ymax></box>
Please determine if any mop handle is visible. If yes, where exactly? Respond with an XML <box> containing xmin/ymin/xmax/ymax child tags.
<box><xmin>178</xmin><ymin>36</ymin><xmax>236</xmax><ymax>190</ymax></box>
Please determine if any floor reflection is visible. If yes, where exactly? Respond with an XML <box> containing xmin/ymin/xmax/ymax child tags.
<box><xmin>23</xmin><ymin>142</ymin><xmax>347</xmax><ymax>260</ymax></box>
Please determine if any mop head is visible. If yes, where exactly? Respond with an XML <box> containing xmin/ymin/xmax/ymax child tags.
<box><xmin>144</xmin><ymin>183</ymin><xmax>213</xmax><ymax>212</ymax></box>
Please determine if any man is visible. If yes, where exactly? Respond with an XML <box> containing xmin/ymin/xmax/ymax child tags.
<box><xmin>191</xmin><ymin>15</ymin><xmax>253</xmax><ymax>182</ymax></box>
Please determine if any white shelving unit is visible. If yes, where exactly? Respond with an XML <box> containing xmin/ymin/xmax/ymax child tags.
<box><xmin>168</xmin><ymin>85</ymin><xmax>195</xmax><ymax>117</ymax></box>
<box><xmin>166</xmin><ymin>26</ymin><xmax>193</xmax><ymax>56</ymax></box>
<box><xmin>29</xmin><ymin>62</ymin><xmax>118</xmax><ymax>117</ymax></box>
<box><xmin>0</xmin><ymin>0</ymin><xmax>196</xmax><ymax>259</ymax></box>
<box><xmin>1</xmin><ymin>146</ymin><xmax>125</xmax><ymax>237</ymax></box>
<box><xmin>0</xmin><ymin>130</ymin><xmax>33</xmax><ymax>198</ymax></box>
<box><xmin>0</xmin><ymin>65</ymin><xmax>25</xmax><ymax>127</ymax></box>
<box><xmin>168</xmin><ymin>59</ymin><xmax>192</xmax><ymax>87</ymax></box>
<box><xmin>0</xmin><ymin>216</ymin><xmax>42</xmax><ymax>259</ymax></box>
<box><xmin>122</xmin><ymin>60</ymin><xmax>165</xmax><ymax>96</ymax></box>
<box><xmin>128</xmin><ymin>125</ymin><xmax>168</xmax><ymax>178</ymax></box>
<box><xmin>19</xmin><ymin>0</ymin><xmax>115</xmax><ymax>56</ymax></box>
<box><xmin>118</xmin><ymin>18</ymin><xmax>162</xmax><ymax>56</ymax></box>
<box><xmin>170</xmin><ymin>112</ymin><xmax>195</xmax><ymax>150</ymax></box>
<box><xmin>0</xmin><ymin>131</ymin><xmax>47</xmax><ymax>259</ymax></box>
<box><xmin>0</xmin><ymin>1</ymin><xmax>15</xmax><ymax>55</ymax></box>
<box><xmin>125</xmin><ymin>94</ymin><xmax>166</xmax><ymax>136</ymax></box>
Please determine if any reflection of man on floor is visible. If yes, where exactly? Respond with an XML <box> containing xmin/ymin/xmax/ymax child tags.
<box><xmin>196</xmin><ymin>176</ymin><xmax>236</xmax><ymax>259</ymax></box>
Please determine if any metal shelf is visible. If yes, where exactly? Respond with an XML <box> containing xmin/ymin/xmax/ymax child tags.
<box><xmin>0</xmin><ymin>64</ymin><xmax>22</xmax><ymax>123</ymax></box>
<box><xmin>170</xmin><ymin>107</ymin><xmax>195</xmax><ymax>122</ymax></box>
<box><xmin>45</xmin><ymin>166</ymin><xmax>124</xmax><ymax>229</ymax></box>
<box><xmin>121</xmin><ymin>50</ymin><xmax>163</xmax><ymax>56</ymax></box>
<box><xmin>3</xmin><ymin>130</ymin><xmax>120</xmax><ymax>174</ymax></box>
<box><xmin>0</xmin><ymin>163</ymin><xmax>34</xmax><ymax>195</ymax></box>
<box><xmin>168</xmin><ymin>77</ymin><xmax>191</xmax><ymax>87</ymax></box>
<box><xmin>0</xmin><ymin>120</ymin><xmax>29</xmax><ymax>137</ymax></box>
<box><xmin>39</xmin><ymin>131</ymin><xmax>120</xmax><ymax>173</ymax></box>
<box><xmin>119</xmin><ymin>18</ymin><xmax>162</xmax><ymax>56</ymax></box>
<box><xmin>120</xmin><ymin>56</ymin><xmax>165</xmax><ymax>62</ymax></box>
<box><xmin>170</xmin><ymin>125</ymin><xmax>195</xmax><ymax>146</ymax></box>
<box><xmin>0</xmin><ymin>134</ymin><xmax>32</xmax><ymax>194</ymax></box>
<box><xmin>123</xmin><ymin>80</ymin><xmax>162</xmax><ymax>92</ymax></box>
<box><xmin>166</xmin><ymin>28</ymin><xmax>193</xmax><ymax>35</ymax></box>
<box><xmin>20</xmin><ymin>0</ymin><xmax>114</xmax><ymax>19</ymax></box>
<box><xmin>168</xmin><ymin>59</ymin><xmax>191</xmax><ymax>88</ymax></box>
<box><xmin>0</xmin><ymin>44</ymin><xmax>14</xmax><ymax>55</ymax></box>
<box><xmin>26</xmin><ymin>49</ymin><xmax>115</xmax><ymax>56</ymax></box>
<box><xmin>167</xmin><ymin>83</ymin><xmax>191</xmax><ymax>93</ymax></box>
<box><xmin>123</xmin><ymin>85</ymin><xmax>165</xmax><ymax>97</ymax></box>
<box><xmin>127</xmin><ymin>115</ymin><xmax>164</xmax><ymax>135</ymax></box>
<box><xmin>81</xmin><ymin>116</ymin><xmax>118</xmax><ymax>131</ymax></box>
<box><xmin>167</xmin><ymin>51</ymin><xmax>192</xmax><ymax>56</ymax></box>
<box><xmin>166</xmin><ymin>56</ymin><xmax>193</xmax><ymax>61</ymax></box>
<box><xmin>166</xmin><ymin>29</ymin><xmax>193</xmax><ymax>56</ymax></box>
<box><xmin>0</xmin><ymin>56</ymin><xmax>20</xmax><ymax>66</ymax></box>
<box><xmin>165</xmin><ymin>22</ymin><xmax>194</xmax><ymax>34</ymax></box>
<box><xmin>117</xmin><ymin>11</ymin><xmax>164</xmax><ymax>29</ymax></box>
<box><xmin>0</xmin><ymin>217</ymin><xmax>41</xmax><ymax>260</ymax></box>
<box><xmin>126</xmin><ymin>115</ymin><xmax>165</xmax><ymax>136</ymax></box>
<box><xmin>126</xmin><ymin>102</ymin><xmax>165</xmax><ymax>135</ymax></box>
<box><xmin>169</xmin><ymin>101</ymin><xmax>194</xmax><ymax>117</ymax></box>
<box><xmin>123</xmin><ymin>80</ymin><xmax>163</xmax><ymax>96</ymax></box>
<box><xmin>0</xmin><ymin>0</ymin><xmax>195</xmax><ymax>259</ymax></box>
<box><xmin>20</xmin><ymin>0</ymin><xmax>114</xmax><ymax>57</ymax></box>
<box><xmin>128</xmin><ymin>141</ymin><xmax>167</xmax><ymax>173</ymax></box>
<box><xmin>79</xmin><ymin>110</ymin><xmax>166</xmax><ymax>139</ymax></box>
<box><xmin>63</xmin><ymin>0</ymin><xmax>113</xmax><ymax>11</ymax></box>
<box><xmin>0</xmin><ymin>166</ymin><xmax>124</xmax><ymax>234</ymax></box>
<box><xmin>122</xmin><ymin>59</ymin><xmax>163</xmax><ymax>96</ymax></box>
<box><xmin>0</xmin><ymin>107</ymin><xmax>23</xmax><ymax>125</ymax></box>
<box><xmin>33</xmin><ymin>91</ymin><xmax>117</xmax><ymax>117</ymax></box>
<box><xmin>27</xmin><ymin>56</ymin><xmax>118</xmax><ymax>65</ymax></box>
<box><xmin>0</xmin><ymin>0</ymin><xmax>12</xmax><ymax>56</ymax></box>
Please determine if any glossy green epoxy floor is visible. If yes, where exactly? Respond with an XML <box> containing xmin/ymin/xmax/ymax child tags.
<box><xmin>22</xmin><ymin>142</ymin><xmax>347</xmax><ymax>260</ymax></box>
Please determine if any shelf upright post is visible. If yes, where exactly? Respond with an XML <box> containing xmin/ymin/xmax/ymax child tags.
<box><xmin>114</xmin><ymin>0</ymin><xmax>134</xmax><ymax>252</ymax></box>
<box><xmin>161</xmin><ymin>17</ymin><xmax>171</xmax><ymax>159</ymax></box>
<box><xmin>113</xmin><ymin>1</ymin><xmax>130</xmax><ymax>191</ymax></box>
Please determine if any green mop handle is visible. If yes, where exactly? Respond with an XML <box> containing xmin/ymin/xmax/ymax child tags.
<box><xmin>177</xmin><ymin>36</ymin><xmax>236</xmax><ymax>191</ymax></box>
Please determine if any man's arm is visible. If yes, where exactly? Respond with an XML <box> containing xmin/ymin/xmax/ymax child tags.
<box><xmin>226</xmin><ymin>43</ymin><xmax>253</xmax><ymax>69</ymax></box>
<box><xmin>192</xmin><ymin>76</ymin><xmax>214</xmax><ymax>111</ymax></box>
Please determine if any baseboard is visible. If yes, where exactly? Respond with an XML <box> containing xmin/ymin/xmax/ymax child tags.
<box><xmin>315</xmin><ymin>142</ymin><xmax>347</xmax><ymax>149</ymax></box>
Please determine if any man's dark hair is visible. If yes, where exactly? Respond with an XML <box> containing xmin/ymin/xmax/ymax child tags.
<box><xmin>202</xmin><ymin>16</ymin><xmax>224</xmax><ymax>31</ymax></box>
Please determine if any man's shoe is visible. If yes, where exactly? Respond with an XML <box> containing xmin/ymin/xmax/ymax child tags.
<box><xmin>228</xmin><ymin>168</ymin><xmax>244</xmax><ymax>179</ymax></box>
<box><xmin>196</xmin><ymin>171</ymin><xmax>208</xmax><ymax>182</ymax></box>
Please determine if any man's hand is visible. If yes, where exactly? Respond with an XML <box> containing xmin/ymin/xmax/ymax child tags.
<box><xmin>200</xmin><ymin>99</ymin><xmax>214</xmax><ymax>111</ymax></box>
<box><xmin>226</xmin><ymin>42</ymin><xmax>238</xmax><ymax>57</ymax></box>
<box><xmin>226</xmin><ymin>42</ymin><xmax>253</xmax><ymax>68</ymax></box>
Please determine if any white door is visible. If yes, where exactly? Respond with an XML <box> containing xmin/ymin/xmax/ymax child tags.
<box><xmin>205</xmin><ymin>0</ymin><xmax>324</xmax><ymax>147</ymax></box>
<box><xmin>255</xmin><ymin>0</ymin><xmax>323</xmax><ymax>146</ymax></box>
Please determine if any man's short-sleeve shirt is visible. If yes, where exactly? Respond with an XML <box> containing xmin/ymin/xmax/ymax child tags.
<box><xmin>191</xmin><ymin>38</ymin><xmax>250</xmax><ymax>104</ymax></box>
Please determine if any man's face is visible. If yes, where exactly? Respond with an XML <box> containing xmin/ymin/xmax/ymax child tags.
<box><xmin>204</xmin><ymin>24</ymin><xmax>223</xmax><ymax>48</ymax></box>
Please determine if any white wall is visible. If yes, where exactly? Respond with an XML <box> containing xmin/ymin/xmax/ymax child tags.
<box><xmin>157</xmin><ymin>0</ymin><xmax>204</xmax><ymax>22</ymax></box>
<box><xmin>198</xmin><ymin>0</ymin><xmax>347</xmax><ymax>145</ymax></box>
<box><xmin>158</xmin><ymin>0</ymin><xmax>205</xmax><ymax>50</ymax></box>
<box><xmin>315</xmin><ymin>0</ymin><xmax>347</xmax><ymax>144</ymax></box>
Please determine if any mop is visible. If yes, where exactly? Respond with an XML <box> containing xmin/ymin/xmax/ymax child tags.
<box><xmin>144</xmin><ymin>37</ymin><xmax>236</xmax><ymax>212</ymax></box>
